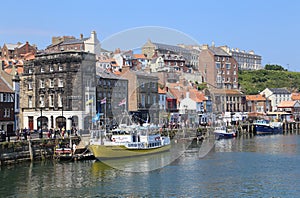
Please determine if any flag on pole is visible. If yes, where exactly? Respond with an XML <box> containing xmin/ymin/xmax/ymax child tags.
<box><xmin>85</xmin><ymin>98</ymin><xmax>93</xmax><ymax>105</ymax></box>
<box><xmin>92</xmin><ymin>113</ymin><xmax>101</xmax><ymax>123</ymax></box>
<box><xmin>118</xmin><ymin>98</ymin><xmax>126</xmax><ymax>106</ymax></box>
<box><xmin>101</xmin><ymin>97</ymin><xmax>107</xmax><ymax>104</ymax></box>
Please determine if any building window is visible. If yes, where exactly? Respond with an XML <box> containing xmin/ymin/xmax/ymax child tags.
<box><xmin>2</xmin><ymin>94</ymin><xmax>7</xmax><ymax>102</ymax></box>
<box><xmin>153</xmin><ymin>95</ymin><xmax>156</xmax><ymax>104</ymax></box>
<box><xmin>4</xmin><ymin>108</ymin><xmax>10</xmax><ymax>118</ymax></box>
<box><xmin>40</xmin><ymin>79</ymin><xmax>45</xmax><ymax>88</ymax></box>
<box><xmin>226</xmin><ymin>63</ymin><xmax>231</xmax><ymax>69</ymax></box>
<box><xmin>141</xmin><ymin>94</ymin><xmax>145</xmax><ymax>107</ymax></box>
<box><xmin>216</xmin><ymin>62</ymin><xmax>221</xmax><ymax>69</ymax></box>
<box><xmin>49</xmin><ymin>79</ymin><xmax>54</xmax><ymax>88</ymax></box>
<box><xmin>28</xmin><ymin>68</ymin><xmax>33</xmax><ymax>74</ymax></box>
<box><xmin>40</xmin><ymin>95</ymin><xmax>45</xmax><ymax>107</ymax></box>
<box><xmin>147</xmin><ymin>95</ymin><xmax>151</xmax><ymax>104</ymax></box>
<box><xmin>58</xmin><ymin>94</ymin><xmax>62</xmax><ymax>107</ymax></box>
<box><xmin>152</xmin><ymin>82</ymin><xmax>156</xmax><ymax>89</ymax></box>
<box><xmin>41</xmin><ymin>67</ymin><xmax>45</xmax><ymax>73</ymax></box>
<box><xmin>49</xmin><ymin>95</ymin><xmax>54</xmax><ymax>107</ymax></box>
<box><xmin>28</xmin><ymin>81</ymin><xmax>33</xmax><ymax>90</ymax></box>
<box><xmin>28</xmin><ymin>96</ymin><xmax>33</xmax><ymax>108</ymax></box>
<box><xmin>50</xmin><ymin>66</ymin><xmax>54</xmax><ymax>72</ymax></box>
<box><xmin>58</xmin><ymin>79</ymin><xmax>64</xmax><ymax>87</ymax></box>
<box><xmin>59</xmin><ymin>65</ymin><xmax>63</xmax><ymax>71</ymax></box>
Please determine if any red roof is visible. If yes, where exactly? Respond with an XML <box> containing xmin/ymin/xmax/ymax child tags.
<box><xmin>246</xmin><ymin>94</ymin><xmax>266</xmax><ymax>101</ymax></box>
<box><xmin>158</xmin><ymin>87</ymin><xmax>166</xmax><ymax>94</ymax></box>
<box><xmin>189</xmin><ymin>89</ymin><xmax>206</xmax><ymax>102</ymax></box>
<box><xmin>134</xmin><ymin>54</ymin><xmax>146</xmax><ymax>59</ymax></box>
<box><xmin>277</xmin><ymin>101</ymin><xmax>297</xmax><ymax>108</ymax></box>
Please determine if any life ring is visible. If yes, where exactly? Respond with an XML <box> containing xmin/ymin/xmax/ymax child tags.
<box><xmin>112</xmin><ymin>138</ymin><xmax>116</xmax><ymax>142</ymax></box>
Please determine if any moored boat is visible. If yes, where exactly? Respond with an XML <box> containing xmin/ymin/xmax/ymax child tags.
<box><xmin>89</xmin><ymin>124</ymin><xmax>171</xmax><ymax>159</ymax></box>
<box><xmin>213</xmin><ymin>126</ymin><xmax>236</xmax><ymax>139</ymax></box>
<box><xmin>253</xmin><ymin>119</ymin><xmax>283</xmax><ymax>135</ymax></box>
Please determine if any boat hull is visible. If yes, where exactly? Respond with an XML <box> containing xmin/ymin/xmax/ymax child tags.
<box><xmin>255</xmin><ymin>125</ymin><xmax>283</xmax><ymax>135</ymax></box>
<box><xmin>214</xmin><ymin>132</ymin><xmax>236</xmax><ymax>139</ymax></box>
<box><xmin>89</xmin><ymin>144</ymin><xmax>171</xmax><ymax>159</ymax></box>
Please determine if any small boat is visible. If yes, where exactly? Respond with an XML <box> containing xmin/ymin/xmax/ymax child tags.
<box><xmin>89</xmin><ymin>124</ymin><xmax>171</xmax><ymax>159</ymax></box>
<box><xmin>253</xmin><ymin>119</ymin><xmax>283</xmax><ymax>135</ymax></box>
<box><xmin>213</xmin><ymin>126</ymin><xmax>236</xmax><ymax>139</ymax></box>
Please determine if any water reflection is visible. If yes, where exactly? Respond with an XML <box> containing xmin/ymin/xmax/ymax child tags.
<box><xmin>214</xmin><ymin>134</ymin><xmax>299</xmax><ymax>155</ymax></box>
<box><xmin>0</xmin><ymin>133</ymin><xmax>300</xmax><ymax>197</ymax></box>
<box><xmin>99</xmin><ymin>140</ymin><xmax>190</xmax><ymax>172</ymax></box>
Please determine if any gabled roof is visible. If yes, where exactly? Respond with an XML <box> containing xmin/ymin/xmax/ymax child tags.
<box><xmin>269</xmin><ymin>88</ymin><xmax>290</xmax><ymax>94</ymax></box>
<box><xmin>96</xmin><ymin>67</ymin><xmax>125</xmax><ymax>80</ymax></box>
<box><xmin>189</xmin><ymin>89</ymin><xmax>206</xmax><ymax>102</ymax></box>
<box><xmin>62</xmin><ymin>38</ymin><xmax>88</xmax><ymax>45</ymax></box>
<box><xmin>277</xmin><ymin>101</ymin><xmax>298</xmax><ymax>108</ymax></box>
<box><xmin>169</xmin><ymin>88</ymin><xmax>185</xmax><ymax>102</ymax></box>
<box><xmin>5</xmin><ymin>43</ymin><xmax>20</xmax><ymax>50</ymax></box>
<box><xmin>153</xmin><ymin>42</ymin><xmax>190</xmax><ymax>54</ymax></box>
<box><xmin>158</xmin><ymin>87</ymin><xmax>166</xmax><ymax>94</ymax></box>
<box><xmin>246</xmin><ymin>94</ymin><xmax>266</xmax><ymax>101</ymax></box>
<box><xmin>0</xmin><ymin>77</ymin><xmax>13</xmax><ymax>93</ymax></box>
<box><xmin>166</xmin><ymin>91</ymin><xmax>176</xmax><ymax>99</ymax></box>
<box><xmin>209</xmin><ymin>46</ymin><xmax>230</xmax><ymax>56</ymax></box>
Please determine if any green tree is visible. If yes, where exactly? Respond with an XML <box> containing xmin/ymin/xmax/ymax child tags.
<box><xmin>265</xmin><ymin>64</ymin><xmax>286</xmax><ymax>71</ymax></box>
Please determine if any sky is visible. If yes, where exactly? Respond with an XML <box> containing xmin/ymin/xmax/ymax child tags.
<box><xmin>1</xmin><ymin>0</ymin><xmax>300</xmax><ymax>71</ymax></box>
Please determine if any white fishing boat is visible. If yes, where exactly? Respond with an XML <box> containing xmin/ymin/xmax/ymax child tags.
<box><xmin>213</xmin><ymin>126</ymin><xmax>236</xmax><ymax>139</ymax></box>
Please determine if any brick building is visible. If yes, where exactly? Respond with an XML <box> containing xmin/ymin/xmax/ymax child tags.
<box><xmin>0</xmin><ymin>76</ymin><xmax>15</xmax><ymax>135</ymax></box>
<box><xmin>119</xmin><ymin>67</ymin><xmax>159</xmax><ymax>124</ymax></box>
<box><xmin>1</xmin><ymin>42</ymin><xmax>37</xmax><ymax>59</ymax></box>
<box><xmin>199</xmin><ymin>44</ymin><xmax>239</xmax><ymax>89</ymax></box>
<box><xmin>20</xmin><ymin>51</ymin><xmax>96</xmax><ymax>132</ymax></box>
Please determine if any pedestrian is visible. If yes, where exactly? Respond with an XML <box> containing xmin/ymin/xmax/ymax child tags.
<box><xmin>27</xmin><ymin>129</ymin><xmax>31</xmax><ymax>140</ymax></box>
<box><xmin>61</xmin><ymin>127</ymin><xmax>65</xmax><ymax>139</ymax></box>
<box><xmin>39</xmin><ymin>128</ymin><xmax>43</xmax><ymax>139</ymax></box>
<box><xmin>16</xmin><ymin>129</ymin><xmax>20</xmax><ymax>141</ymax></box>
<box><xmin>23</xmin><ymin>128</ymin><xmax>27</xmax><ymax>140</ymax></box>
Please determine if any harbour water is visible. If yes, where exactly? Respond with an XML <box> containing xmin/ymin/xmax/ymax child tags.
<box><xmin>1</xmin><ymin>133</ymin><xmax>300</xmax><ymax>197</ymax></box>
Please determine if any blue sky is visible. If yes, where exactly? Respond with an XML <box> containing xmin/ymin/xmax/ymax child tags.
<box><xmin>1</xmin><ymin>0</ymin><xmax>300</xmax><ymax>71</ymax></box>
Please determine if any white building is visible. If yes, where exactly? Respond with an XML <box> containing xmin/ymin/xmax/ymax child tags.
<box><xmin>260</xmin><ymin>88</ymin><xmax>291</xmax><ymax>111</ymax></box>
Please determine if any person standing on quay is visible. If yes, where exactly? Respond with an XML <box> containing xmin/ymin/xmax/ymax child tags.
<box><xmin>61</xmin><ymin>127</ymin><xmax>65</xmax><ymax>139</ymax></box>
<box><xmin>23</xmin><ymin>128</ymin><xmax>27</xmax><ymax>140</ymax></box>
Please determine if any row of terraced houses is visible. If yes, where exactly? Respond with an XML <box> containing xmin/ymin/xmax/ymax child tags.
<box><xmin>0</xmin><ymin>30</ymin><xmax>299</xmax><ymax>135</ymax></box>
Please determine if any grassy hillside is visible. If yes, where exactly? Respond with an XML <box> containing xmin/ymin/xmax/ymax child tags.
<box><xmin>238</xmin><ymin>70</ymin><xmax>300</xmax><ymax>95</ymax></box>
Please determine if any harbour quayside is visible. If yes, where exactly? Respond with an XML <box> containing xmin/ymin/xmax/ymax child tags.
<box><xmin>253</xmin><ymin>119</ymin><xmax>283</xmax><ymax>135</ymax></box>
<box><xmin>89</xmin><ymin>124</ymin><xmax>171</xmax><ymax>159</ymax></box>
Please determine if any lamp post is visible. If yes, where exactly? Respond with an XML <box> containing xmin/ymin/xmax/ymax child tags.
<box><xmin>39</xmin><ymin>107</ymin><xmax>43</xmax><ymax>138</ymax></box>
